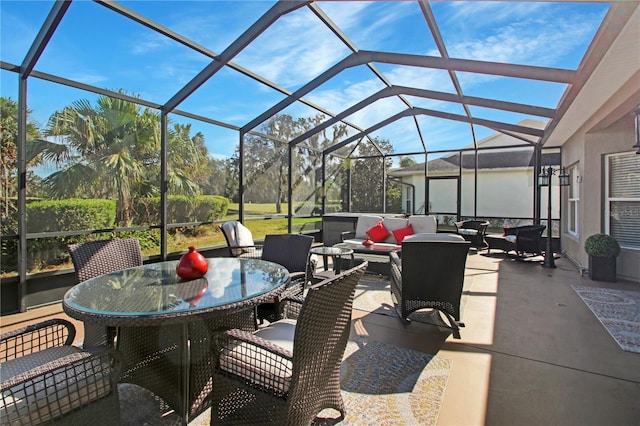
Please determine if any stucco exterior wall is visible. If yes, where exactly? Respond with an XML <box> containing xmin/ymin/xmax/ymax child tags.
<box><xmin>562</xmin><ymin>115</ymin><xmax>639</xmax><ymax>283</ymax></box>
<box><xmin>401</xmin><ymin>167</ymin><xmax>557</xmax><ymax>221</ymax></box>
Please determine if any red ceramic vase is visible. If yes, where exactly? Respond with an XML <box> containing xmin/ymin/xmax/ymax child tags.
<box><xmin>362</xmin><ymin>238</ymin><xmax>374</xmax><ymax>247</ymax></box>
<box><xmin>176</xmin><ymin>246</ymin><xmax>208</xmax><ymax>280</ymax></box>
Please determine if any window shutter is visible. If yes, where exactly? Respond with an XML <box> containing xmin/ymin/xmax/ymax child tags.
<box><xmin>607</xmin><ymin>153</ymin><xmax>640</xmax><ymax>249</ymax></box>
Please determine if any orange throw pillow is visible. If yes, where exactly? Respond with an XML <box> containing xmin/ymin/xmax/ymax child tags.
<box><xmin>366</xmin><ymin>221</ymin><xmax>391</xmax><ymax>243</ymax></box>
<box><xmin>392</xmin><ymin>224</ymin><xmax>414</xmax><ymax>243</ymax></box>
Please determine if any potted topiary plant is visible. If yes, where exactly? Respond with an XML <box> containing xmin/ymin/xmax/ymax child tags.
<box><xmin>584</xmin><ymin>233</ymin><xmax>620</xmax><ymax>282</ymax></box>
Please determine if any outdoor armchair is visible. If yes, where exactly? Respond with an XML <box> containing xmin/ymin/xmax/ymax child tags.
<box><xmin>508</xmin><ymin>224</ymin><xmax>546</xmax><ymax>257</ymax></box>
<box><xmin>68</xmin><ymin>238</ymin><xmax>143</xmax><ymax>349</ymax></box>
<box><xmin>1</xmin><ymin>319</ymin><xmax>122</xmax><ymax>425</ymax></box>
<box><xmin>487</xmin><ymin>225</ymin><xmax>546</xmax><ymax>258</ymax></box>
<box><xmin>454</xmin><ymin>220</ymin><xmax>490</xmax><ymax>249</ymax></box>
<box><xmin>209</xmin><ymin>261</ymin><xmax>367</xmax><ymax>425</ymax></box>
<box><xmin>389</xmin><ymin>233</ymin><xmax>470</xmax><ymax>331</ymax></box>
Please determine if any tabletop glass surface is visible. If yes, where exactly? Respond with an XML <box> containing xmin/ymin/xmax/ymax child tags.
<box><xmin>334</xmin><ymin>242</ymin><xmax>400</xmax><ymax>253</ymax></box>
<box><xmin>63</xmin><ymin>258</ymin><xmax>289</xmax><ymax>316</ymax></box>
<box><xmin>310</xmin><ymin>246</ymin><xmax>353</xmax><ymax>256</ymax></box>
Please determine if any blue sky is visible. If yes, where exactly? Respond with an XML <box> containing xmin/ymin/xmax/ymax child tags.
<box><xmin>1</xmin><ymin>1</ymin><xmax>608</xmax><ymax>171</ymax></box>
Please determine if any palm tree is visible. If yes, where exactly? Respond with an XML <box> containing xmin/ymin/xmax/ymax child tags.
<box><xmin>43</xmin><ymin>92</ymin><xmax>212</xmax><ymax>226</ymax></box>
<box><xmin>166</xmin><ymin>123</ymin><xmax>206</xmax><ymax>197</ymax></box>
<box><xmin>1</xmin><ymin>97</ymin><xmax>69</xmax><ymax>217</ymax></box>
<box><xmin>43</xmin><ymin>92</ymin><xmax>159</xmax><ymax>226</ymax></box>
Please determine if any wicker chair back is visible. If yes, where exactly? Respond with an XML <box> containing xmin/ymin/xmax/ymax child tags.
<box><xmin>211</xmin><ymin>260</ymin><xmax>367</xmax><ymax>425</ymax></box>
<box><xmin>286</xmin><ymin>260</ymin><xmax>366</xmax><ymax>422</ymax></box>
<box><xmin>68</xmin><ymin>238</ymin><xmax>142</xmax><ymax>348</ymax></box>
<box><xmin>261</xmin><ymin>233</ymin><xmax>314</xmax><ymax>280</ymax></box>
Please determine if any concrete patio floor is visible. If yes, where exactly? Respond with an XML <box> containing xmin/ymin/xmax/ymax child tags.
<box><xmin>2</xmin><ymin>251</ymin><xmax>639</xmax><ymax>425</ymax></box>
<box><xmin>349</xmin><ymin>251</ymin><xmax>640</xmax><ymax>426</ymax></box>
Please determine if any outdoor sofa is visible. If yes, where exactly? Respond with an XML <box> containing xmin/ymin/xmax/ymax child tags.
<box><xmin>340</xmin><ymin>214</ymin><xmax>438</xmax><ymax>251</ymax></box>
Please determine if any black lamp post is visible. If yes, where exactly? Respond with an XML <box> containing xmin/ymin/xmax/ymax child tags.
<box><xmin>538</xmin><ymin>166</ymin><xmax>570</xmax><ymax>268</ymax></box>
<box><xmin>633</xmin><ymin>104</ymin><xmax>640</xmax><ymax>154</ymax></box>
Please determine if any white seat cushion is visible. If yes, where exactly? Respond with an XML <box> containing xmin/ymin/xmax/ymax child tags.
<box><xmin>404</xmin><ymin>233</ymin><xmax>465</xmax><ymax>243</ymax></box>
<box><xmin>218</xmin><ymin>319</ymin><xmax>297</xmax><ymax>394</ymax></box>
<box><xmin>408</xmin><ymin>215</ymin><xmax>438</xmax><ymax>234</ymax></box>
<box><xmin>354</xmin><ymin>215</ymin><xmax>383</xmax><ymax>239</ymax></box>
<box><xmin>254</xmin><ymin>319</ymin><xmax>296</xmax><ymax>353</ymax></box>
<box><xmin>235</xmin><ymin>222</ymin><xmax>255</xmax><ymax>249</ymax></box>
<box><xmin>221</xmin><ymin>221</ymin><xmax>255</xmax><ymax>255</ymax></box>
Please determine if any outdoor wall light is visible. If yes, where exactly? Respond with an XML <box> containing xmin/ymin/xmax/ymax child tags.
<box><xmin>538</xmin><ymin>166</ymin><xmax>570</xmax><ymax>268</ymax></box>
<box><xmin>537</xmin><ymin>170</ymin><xmax>550</xmax><ymax>187</ymax></box>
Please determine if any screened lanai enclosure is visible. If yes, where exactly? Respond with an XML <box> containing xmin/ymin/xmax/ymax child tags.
<box><xmin>1</xmin><ymin>0</ymin><xmax>638</xmax><ymax>312</ymax></box>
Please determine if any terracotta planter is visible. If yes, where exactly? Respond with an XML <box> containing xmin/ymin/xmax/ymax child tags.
<box><xmin>588</xmin><ymin>255</ymin><xmax>617</xmax><ymax>282</ymax></box>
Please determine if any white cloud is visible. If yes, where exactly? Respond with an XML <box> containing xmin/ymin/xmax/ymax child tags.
<box><xmin>67</xmin><ymin>72</ymin><xmax>108</xmax><ymax>86</ymax></box>
<box><xmin>437</xmin><ymin>2</ymin><xmax>605</xmax><ymax>68</ymax></box>
<box><xmin>233</xmin><ymin>7</ymin><xmax>351</xmax><ymax>87</ymax></box>
<box><xmin>384</xmin><ymin>66</ymin><xmax>454</xmax><ymax>92</ymax></box>
<box><xmin>306</xmin><ymin>77</ymin><xmax>385</xmax><ymax>113</ymax></box>
<box><xmin>319</xmin><ymin>1</ymin><xmax>416</xmax><ymax>48</ymax></box>
<box><xmin>204</xmin><ymin>262</ymin><xmax>236</xmax><ymax>298</ymax></box>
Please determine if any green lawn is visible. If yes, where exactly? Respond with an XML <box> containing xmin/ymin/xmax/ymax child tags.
<box><xmin>167</xmin><ymin>216</ymin><xmax>322</xmax><ymax>255</ymax></box>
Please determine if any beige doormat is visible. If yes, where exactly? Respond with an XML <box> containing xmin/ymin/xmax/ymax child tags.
<box><xmin>120</xmin><ymin>338</ymin><xmax>452</xmax><ymax>425</ymax></box>
<box><xmin>572</xmin><ymin>285</ymin><xmax>640</xmax><ymax>353</ymax></box>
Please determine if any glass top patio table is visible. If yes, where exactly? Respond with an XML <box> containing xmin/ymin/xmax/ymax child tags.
<box><xmin>63</xmin><ymin>257</ymin><xmax>290</xmax><ymax>326</ymax></box>
<box><xmin>334</xmin><ymin>241</ymin><xmax>401</xmax><ymax>253</ymax></box>
<box><xmin>63</xmin><ymin>257</ymin><xmax>290</xmax><ymax>425</ymax></box>
<box><xmin>310</xmin><ymin>245</ymin><xmax>354</xmax><ymax>274</ymax></box>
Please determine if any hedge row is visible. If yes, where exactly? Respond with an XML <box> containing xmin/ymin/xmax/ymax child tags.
<box><xmin>131</xmin><ymin>195</ymin><xmax>229</xmax><ymax>225</ymax></box>
<box><xmin>1</xmin><ymin>195</ymin><xmax>229</xmax><ymax>273</ymax></box>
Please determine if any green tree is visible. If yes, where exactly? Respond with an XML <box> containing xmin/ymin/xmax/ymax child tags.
<box><xmin>348</xmin><ymin>138</ymin><xmax>396</xmax><ymax>212</ymax></box>
<box><xmin>41</xmin><ymin>92</ymin><xmax>207</xmax><ymax>226</ymax></box>
<box><xmin>242</xmin><ymin>113</ymin><xmax>348</xmax><ymax>213</ymax></box>
<box><xmin>291</xmin><ymin>114</ymin><xmax>348</xmax><ymax>214</ymax></box>
<box><xmin>399</xmin><ymin>156</ymin><xmax>417</xmax><ymax>167</ymax></box>
<box><xmin>166</xmin><ymin>123</ymin><xmax>206</xmax><ymax>197</ymax></box>
<box><xmin>1</xmin><ymin>97</ymin><xmax>67</xmax><ymax>217</ymax></box>
<box><xmin>201</xmin><ymin>157</ymin><xmax>231</xmax><ymax>197</ymax></box>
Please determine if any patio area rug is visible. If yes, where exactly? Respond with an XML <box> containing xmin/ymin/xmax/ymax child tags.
<box><xmin>121</xmin><ymin>337</ymin><xmax>452</xmax><ymax>425</ymax></box>
<box><xmin>327</xmin><ymin>337</ymin><xmax>452</xmax><ymax>425</ymax></box>
<box><xmin>572</xmin><ymin>285</ymin><xmax>640</xmax><ymax>354</ymax></box>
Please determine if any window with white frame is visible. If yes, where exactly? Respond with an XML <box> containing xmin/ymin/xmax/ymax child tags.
<box><xmin>605</xmin><ymin>152</ymin><xmax>640</xmax><ymax>250</ymax></box>
<box><xmin>568</xmin><ymin>164</ymin><xmax>579</xmax><ymax>236</ymax></box>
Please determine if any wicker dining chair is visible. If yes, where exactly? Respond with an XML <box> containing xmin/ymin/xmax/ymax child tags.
<box><xmin>0</xmin><ymin>319</ymin><xmax>122</xmax><ymax>425</ymax></box>
<box><xmin>210</xmin><ymin>260</ymin><xmax>368</xmax><ymax>426</ymax></box>
<box><xmin>256</xmin><ymin>233</ymin><xmax>315</xmax><ymax>324</ymax></box>
<box><xmin>68</xmin><ymin>238</ymin><xmax>143</xmax><ymax>348</ymax></box>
